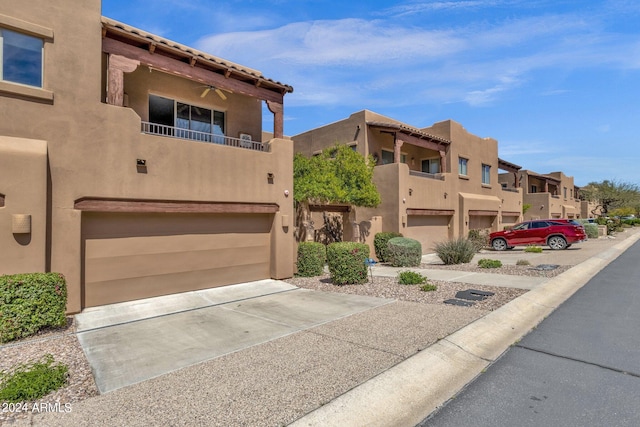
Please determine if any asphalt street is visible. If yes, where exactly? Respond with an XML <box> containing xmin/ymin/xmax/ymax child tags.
<box><xmin>420</xmin><ymin>239</ymin><xmax>640</xmax><ymax>427</ymax></box>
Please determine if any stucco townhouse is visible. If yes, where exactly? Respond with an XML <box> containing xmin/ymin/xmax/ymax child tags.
<box><xmin>0</xmin><ymin>0</ymin><xmax>295</xmax><ymax>313</ymax></box>
<box><xmin>292</xmin><ymin>110</ymin><xmax>524</xmax><ymax>254</ymax></box>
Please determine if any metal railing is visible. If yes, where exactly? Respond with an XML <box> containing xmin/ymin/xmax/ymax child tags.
<box><xmin>409</xmin><ymin>170</ymin><xmax>445</xmax><ymax>180</ymax></box>
<box><xmin>141</xmin><ymin>122</ymin><xmax>268</xmax><ymax>152</ymax></box>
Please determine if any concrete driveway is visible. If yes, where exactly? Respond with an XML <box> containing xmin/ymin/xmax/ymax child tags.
<box><xmin>75</xmin><ymin>279</ymin><xmax>393</xmax><ymax>393</ymax></box>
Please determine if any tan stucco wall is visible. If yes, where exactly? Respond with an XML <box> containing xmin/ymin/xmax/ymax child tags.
<box><xmin>0</xmin><ymin>137</ymin><xmax>48</xmax><ymax>274</ymax></box>
<box><xmin>292</xmin><ymin>113</ymin><xmax>524</xmax><ymax>253</ymax></box>
<box><xmin>0</xmin><ymin>0</ymin><xmax>294</xmax><ymax>312</ymax></box>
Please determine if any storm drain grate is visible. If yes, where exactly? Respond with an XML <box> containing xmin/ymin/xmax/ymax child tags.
<box><xmin>444</xmin><ymin>299</ymin><xmax>476</xmax><ymax>307</ymax></box>
<box><xmin>531</xmin><ymin>264</ymin><xmax>560</xmax><ymax>271</ymax></box>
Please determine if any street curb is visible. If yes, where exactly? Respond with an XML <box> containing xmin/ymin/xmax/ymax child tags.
<box><xmin>289</xmin><ymin>232</ymin><xmax>640</xmax><ymax>427</ymax></box>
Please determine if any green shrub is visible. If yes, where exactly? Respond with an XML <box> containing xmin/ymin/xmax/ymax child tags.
<box><xmin>0</xmin><ymin>354</ymin><xmax>68</xmax><ymax>403</ymax></box>
<box><xmin>468</xmin><ymin>229</ymin><xmax>489</xmax><ymax>251</ymax></box>
<box><xmin>434</xmin><ymin>238</ymin><xmax>476</xmax><ymax>265</ymax></box>
<box><xmin>327</xmin><ymin>242</ymin><xmax>369</xmax><ymax>285</ymax></box>
<box><xmin>387</xmin><ymin>237</ymin><xmax>422</xmax><ymax>267</ymax></box>
<box><xmin>583</xmin><ymin>223</ymin><xmax>599</xmax><ymax>239</ymax></box>
<box><xmin>397</xmin><ymin>270</ymin><xmax>427</xmax><ymax>285</ymax></box>
<box><xmin>477</xmin><ymin>259</ymin><xmax>502</xmax><ymax>268</ymax></box>
<box><xmin>373</xmin><ymin>232</ymin><xmax>403</xmax><ymax>262</ymax></box>
<box><xmin>516</xmin><ymin>259</ymin><xmax>531</xmax><ymax>266</ymax></box>
<box><xmin>296</xmin><ymin>242</ymin><xmax>326</xmax><ymax>277</ymax></box>
<box><xmin>420</xmin><ymin>283</ymin><xmax>438</xmax><ymax>292</ymax></box>
<box><xmin>524</xmin><ymin>246</ymin><xmax>543</xmax><ymax>253</ymax></box>
<box><xmin>0</xmin><ymin>273</ymin><xmax>67</xmax><ymax>343</ymax></box>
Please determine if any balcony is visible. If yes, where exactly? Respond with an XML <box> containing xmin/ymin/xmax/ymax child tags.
<box><xmin>409</xmin><ymin>170</ymin><xmax>445</xmax><ymax>181</ymax></box>
<box><xmin>141</xmin><ymin>121</ymin><xmax>269</xmax><ymax>152</ymax></box>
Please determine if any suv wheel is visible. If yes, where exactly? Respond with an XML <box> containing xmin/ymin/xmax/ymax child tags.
<box><xmin>548</xmin><ymin>235</ymin><xmax>567</xmax><ymax>250</ymax></box>
<box><xmin>492</xmin><ymin>238</ymin><xmax>508</xmax><ymax>251</ymax></box>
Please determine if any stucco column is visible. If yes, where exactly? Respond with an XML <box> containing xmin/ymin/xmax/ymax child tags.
<box><xmin>544</xmin><ymin>180</ymin><xmax>549</xmax><ymax>193</ymax></box>
<box><xmin>394</xmin><ymin>138</ymin><xmax>404</xmax><ymax>164</ymax></box>
<box><xmin>439</xmin><ymin>150</ymin><xmax>447</xmax><ymax>173</ymax></box>
<box><xmin>107</xmin><ymin>54</ymin><xmax>139</xmax><ymax>106</ymax></box>
<box><xmin>266</xmin><ymin>100</ymin><xmax>284</xmax><ymax>139</ymax></box>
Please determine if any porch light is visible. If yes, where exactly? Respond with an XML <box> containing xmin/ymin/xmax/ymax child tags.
<box><xmin>409</xmin><ymin>188</ymin><xmax>413</xmax><ymax>196</ymax></box>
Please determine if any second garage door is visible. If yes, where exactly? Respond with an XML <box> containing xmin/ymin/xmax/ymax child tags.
<box><xmin>82</xmin><ymin>212</ymin><xmax>273</xmax><ymax>308</ymax></box>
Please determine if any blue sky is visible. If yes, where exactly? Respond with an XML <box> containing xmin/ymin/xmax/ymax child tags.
<box><xmin>101</xmin><ymin>0</ymin><xmax>640</xmax><ymax>186</ymax></box>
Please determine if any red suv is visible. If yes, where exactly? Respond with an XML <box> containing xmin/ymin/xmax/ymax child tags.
<box><xmin>490</xmin><ymin>220</ymin><xmax>586</xmax><ymax>251</ymax></box>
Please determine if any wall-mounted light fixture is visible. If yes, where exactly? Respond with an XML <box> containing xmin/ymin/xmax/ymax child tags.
<box><xmin>267</xmin><ymin>172</ymin><xmax>274</xmax><ymax>184</ymax></box>
<box><xmin>409</xmin><ymin>188</ymin><xmax>413</xmax><ymax>196</ymax></box>
<box><xmin>444</xmin><ymin>192</ymin><xmax>448</xmax><ymax>199</ymax></box>
<box><xmin>136</xmin><ymin>159</ymin><xmax>146</xmax><ymax>166</ymax></box>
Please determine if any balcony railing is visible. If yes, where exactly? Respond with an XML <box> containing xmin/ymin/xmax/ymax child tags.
<box><xmin>409</xmin><ymin>170</ymin><xmax>445</xmax><ymax>181</ymax></box>
<box><xmin>141</xmin><ymin>122</ymin><xmax>268</xmax><ymax>152</ymax></box>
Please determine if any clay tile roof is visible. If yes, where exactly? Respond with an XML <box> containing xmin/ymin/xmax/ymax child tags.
<box><xmin>366</xmin><ymin>121</ymin><xmax>451</xmax><ymax>144</ymax></box>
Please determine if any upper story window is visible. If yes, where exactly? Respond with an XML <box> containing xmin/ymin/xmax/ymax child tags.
<box><xmin>458</xmin><ymin>157</ymin><xmax>468</xmax><ymax>176</ymax></box>
<box><xmin>531</xmin><ymin>185</ymin><xmax>537</xmax><ymax>193</ymax></box>
<box><xmin>381</xmin><ymin>149</ymin><xmax>406</xmax><ymax>165</ymax></box>
<box><xmin>482</xmin><ymin>164</ymin><xmax>491</xmax><ymax>184</ymax></box>
<box><xmin>422</xmin><ymin>158</ymin><xmax>440</xmax><ymax>174</ymax></box>
<box><xmin>149</xmin><ymin>94</ymin><xmax>225</xmax><ymax>142</ymax></box>
<box><xmin>0</xmin><ymin>28</ymin><xmax>43</xmax><ymax>87</ymax></box>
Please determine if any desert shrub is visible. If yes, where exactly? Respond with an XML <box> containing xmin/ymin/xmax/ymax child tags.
<box><xmin>327</xmin><ymin>242</ymin><xmax>369</xmax><ymax>285</ymax></box>
<box><xmin>373</xmin><ymin>232</ymin><xmax>403</xmax><ymax>262</ymax></box>
<box><xmin>583</xmin><ymin>223</ymin><xmax>599</xmax><ymax>239</ymax></box>
<box><xmin>477</xmin><ymin>259</ymin><xmax>502</xmax><ymax>268</ymax></box>
<box><xmin>397</xmin><ymin>270</ymin><xmax>427</xmax><ymax>285</ymax></box>
<box><xmin>387</xmin><ymin>237</ymin><xmax>422</xmax><ymax>267</ymax></box>
<box><xmin>524</xmin><ymin>246</ymin><xmax>543</xmax><ymax>253</ymax></box>
<box><xmin>434</xmin><ymin>238</ymin><xmax>476</xmax><ymax>265</ymax></box>
<box><xmin>0</xmin><ymin>273</ymin><xmax>67</xmax><ymax>343</ymax></box>
<box><xmin>516</xmin><ymin>259</ymin><xmax>531</xmax><ymax>266</ymax></box>
<box><xmin>296</xmin><ymin>242</ymin><xmax>326</xmax><ymax>277</ymax></box>
<box><xmin>468</xmin><ymin>229</ymin><xmax>490</xmax><ymax>251</ymax></box>
<box><xmin>420</xmin><ymin>283</ymin><xmax>438</xmax><ymax>292</ymax></box>
<box><xmin>0</xmin><ymin>354</ymin><xmax>68</xmax><ymax>403</ymax></box>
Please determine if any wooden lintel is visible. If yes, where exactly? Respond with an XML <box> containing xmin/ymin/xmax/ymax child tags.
<box><xmin>501</xmin><ymin>211</ymin><xmax>520</xmax><ymax>216</ymax></box>
<box><xmin>102</xmin><ymin>37</ymin><xmax>285</xmax><ymax>103</ymax></box>
<box><xmin>74</xmin><ymin>198</ymin><xmax>279</xmax><ymax>214</ymax></box>
<box><xmin>309</xmin><ymin>204</ymin><xmax>351</xmax><ymax>213</ymax></box>
<box><xmin>468</xmin><ymin>210</ymin><xmax>499</xmax><ymax>216</ymax></box>
<box><xmin>406</xmin><ymin>209</ymin><xmax>454</xmax><ymax>216</ymax></box>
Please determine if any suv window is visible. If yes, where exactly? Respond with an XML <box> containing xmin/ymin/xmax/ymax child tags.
<box><xmin>531</xmin><ymin>221</ymin><xmax>551</xmax><ymax>229</ymax></box>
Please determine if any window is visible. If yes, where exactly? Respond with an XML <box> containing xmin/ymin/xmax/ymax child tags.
<box><xmin>458</xmin><ymin>157</ymin><xmax>468</xmax><ymax>175</ymax></box>
<box><xmin>531</xmin><ymin>185</ymin><xmax>537</xmax><ymax>193</ymax></box>
<box><xmin>482</xmin><ymin>164</ymin><xmax>491</xmax><ymax>184</ymax></box>
<box><xmin>421</xmin><ymin>158</ymin><xmax>440</xmax><ymax>174</ymax></box>
<box><xmin>381</xmin><ymin>149</ymin><xmax>406</xmax><ymax>165</ymax></box>
<box><xmin>563</xmin><ymin>187</ymin><xmax>567</xmax><ymax>198</ymax></box>
<box><xmin>0</xmin><ymin>28</ymin><xmax>43</xmax><ymax>87</ymax></box>
<box><xmin>149</xmin><ymin>95</ymin><xmax>225</xmax><ymax>142</ymax></box>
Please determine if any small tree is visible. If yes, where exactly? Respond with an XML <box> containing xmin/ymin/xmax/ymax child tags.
<box><xmin>580</xmin><ymin>180</ymin><xmax>640</xmax><ymax>216</ymax></box>
<box><xmin>294</xmin><ymin>144</ymin><xmax>381</xmax><ymax>241</ymax></box>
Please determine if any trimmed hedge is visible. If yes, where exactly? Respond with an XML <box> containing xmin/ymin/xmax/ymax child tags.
<box><xmin>296</xmin><ymin>242</ymin><xmax>327</xmax><ymax>277</ymax></box>
<box><xmin>0</xmin><ymin>273</ymin><xmax>67</xmax><ymax>343</ymax></box>
<box><xmin>387</xmin><ymin>237</ymin><xmax>422</xmax><ymax>267</ymax></box>
<box><xmin>373</xmin><ymin>232</ymin><xmax>403</xmax><ymax>262</ymax></box>
<box><xmin>327</xmin><ymin>242</ymin><xmax>369</xmax><ymax>285</ymax></box>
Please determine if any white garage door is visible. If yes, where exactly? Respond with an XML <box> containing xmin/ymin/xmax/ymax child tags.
<box><xmin>82</xmin><ymin>212</ymin><xmax>272</xmax><ymax>307</ymax></box>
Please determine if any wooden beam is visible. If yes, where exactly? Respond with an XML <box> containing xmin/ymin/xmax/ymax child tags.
<box><xmin>501</xmin><ymin>211</ymin><xmax>520</xmax><ymax>216</ymax></box>
<box><xmin>102</xmin><ymin>37</ymin><xmax>285</xmax><ymax>104</ymax></box>
<box><xmin>406</xmin><ymin>209</ymin><xmax>454</xmax><ymax>216</ymax></box>
<box><xmin>309</xmin><ymin>204</ymin><xmax>351</xmax><ymax>213</ymax></box>
<box><xmin>468</xmin><ymin>210</ymin><xmax>499</xmax><ymax>216</ymax></box>
<box><xmin>74</xmin><ymin>198</ymin><xmax>279</xmax><ymax>214</ymax></box>
<box><xmin>397</xmin><ymin>132</ymin><xmax>444</xmax><ymax>153</ymax></box>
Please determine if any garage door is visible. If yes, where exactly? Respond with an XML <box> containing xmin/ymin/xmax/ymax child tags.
<box><xmin>405</xmin><ymin>215</ymin><xmax>450</xmax><ymax>253</ymax></box>
<box><xmin>82</xmin><ymin>212</ymin><xmax>273</xmax><ymax>308</ymax></box>
<box><xmin>469</xmin><ymin>215</ymin><xmax>493</xmax><ymax>231</ymax></box>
